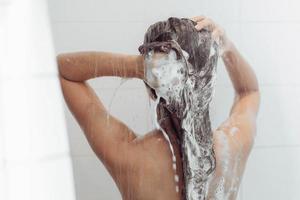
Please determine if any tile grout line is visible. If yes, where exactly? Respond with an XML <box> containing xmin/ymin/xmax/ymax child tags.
<box><xmin>254</xmin><ymin>144</ymin><xmax>300</xmax><ymax>149</ymax></box>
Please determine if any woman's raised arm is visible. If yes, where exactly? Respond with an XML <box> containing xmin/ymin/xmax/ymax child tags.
<box><xmin>57</xmin><ymin>51</ymin><xmax>145</xmax><ymax>81</ymax></box>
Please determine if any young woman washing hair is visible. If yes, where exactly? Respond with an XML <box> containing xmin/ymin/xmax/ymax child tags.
<box><xmin>57</xmin><ymin>16</ymin><xmax>259</xmax><ymax>200</ymax></box>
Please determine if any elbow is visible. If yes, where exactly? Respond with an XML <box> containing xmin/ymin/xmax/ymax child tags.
<box><xmin>235</xmin><ymin>88</ymin><xmax>259</xmax><ymax>98</ymax></box>
<box><xmin>56</xmin><ymin>53</ymin><xmax>81</xmax><ymax>82</ymax></box>
<box><xmin>235</xmin><ymin>89</ymin><xmax>260</xmax><ymax>101</ymax></box>
<box><xmin>236</xmin><ymin>77</ymin><xmax>260</xmax><ymax>97</ymax></box>
<box><xmin>56</xmin><ymin>54</ymin><xmax>68</xmax><ymax>78</ymax></box>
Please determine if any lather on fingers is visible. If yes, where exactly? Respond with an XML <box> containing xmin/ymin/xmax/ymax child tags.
<box><xmin>190</xmin><ymin>15</ymin><xmax>206</xmax><ymax>22</ymax></box>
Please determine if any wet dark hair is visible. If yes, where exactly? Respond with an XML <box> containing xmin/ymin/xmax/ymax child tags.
<box><xmin>138</xmin><ymin>17</ymin><xmax>217</xmax><ymax>99</ymax></box>
<box><xmin>138</xmin><ymin>17</ymin><xmax>219</xmax><ymax>200</ymax></box>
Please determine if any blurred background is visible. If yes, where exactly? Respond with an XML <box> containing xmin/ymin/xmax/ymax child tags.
<box><xmin>1</xmin><ymin>0</ymin><xmax>300</xmax><ymax>199</ymax></box>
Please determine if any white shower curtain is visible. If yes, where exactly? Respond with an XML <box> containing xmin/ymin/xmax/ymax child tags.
<box><xmin>0</xmin><ymin>0</ymin><xmax>76</xmax><ymax>199</ymax></box>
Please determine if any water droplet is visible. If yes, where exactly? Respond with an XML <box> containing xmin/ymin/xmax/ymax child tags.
<box><xmin>173</xmin><ymin>163</ymin><xmax>177</xmax><ymax>170</ymax></box>
<box><xmin>174</xmin><ymin>175</ymin><xmax>179</xmax><ymax>182</ymax></box>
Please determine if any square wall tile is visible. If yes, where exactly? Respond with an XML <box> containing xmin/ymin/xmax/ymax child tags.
<box><xmin>254</xmin><ymin>86</ymin><xmax>300</xmax><ymax>147</ymax></box>
<box><xmin>132</xmin><ymin>0</ymin><xmax>240</xmax><ymax>24</ymax></box>
<box><xmin>95</xmin><ymin>88</ymin><xmax>151</xmax><ymax>135</ymax></box>
<box><xmin>240</xmin><ymin>23</ymin><xmax>300</xmax><ymax>86</ymax></box>
<box><xmin>210</xmin><ymin>85</ymin><xmax>235</xmax><ymax>130</ymax></box>
<box><xmin>193</xmin><ymin>0</ymin><xmax>241</xmax><ymax>23</ymax></box>
<box><xmin>50</xmin><ymin>17</ymin><xmax>242</xmax><ymax>56</ymax></box>
<box><xmin>88</xmin><ymin>77</ymin><xmax>145</xmax><ymax>90</ymax></box>
<box><xmin>48</xmin><ymin>0</ymin><xmax>240</xmax><ymax>23</ymax></box>
<box><xmin>242</xmin><ymin>146</ymin><xmax>300</xmax><ymax>200</ymax></box>
<box><xmin>63</xmin><ymin>86</ymin><xmax>152</xmax><ymax>156</ymax></box>
<box><xmin>62</xmin><ymin>106</ymin><xmax>95</xmax><ymax>156</ymax></box>
<box><xmin>63</xmin><ymin>103</ymin><xmax>87</xmax><ymax>141</ymax></box>
<box><xmin>51</xmin><ymin>21</ymin><xmax>146</xmax><ymax>54</ymax></box>
<box><xmin>213</xmin><ymin>22</ymin><xmax>242</xmax><ymax>87</ymax></box>
<box><xmin>69</xmin><ymin>136</ymin><xmax>95</xmax><ymax>157</ymax></box>
<box><xmin>210</xmin><ymin>85</ymin><xmax>300</xmax><ymax>147</ymax></box>
<box><xmin>48</xmin><ymin>0</ymin><xmax>147</xmax><ymax>22</ymax></box>
<box><xmin>236</xmin><ymin>183</ymin><xmax>243</xmax><ymax>200</ymax></box>
<box><xmin>241</xmin><ymin>0</ymin><xmax>300</xmax><ymax>21</ymax></box>
<box><xmin>47</xmin><ymin>0</ymin><xmax>69</xmax><ymax>22</ymax></box>
<box><xmin>72</xmin><ymin>156</ymin><xmax>121</xmax><ymax>200</ymax></box>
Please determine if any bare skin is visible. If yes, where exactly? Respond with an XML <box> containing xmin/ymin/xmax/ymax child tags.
<box><xmin>57</xmin><ymin>16</ymin><xmax>260</xmax><ymax>200</ymax></box>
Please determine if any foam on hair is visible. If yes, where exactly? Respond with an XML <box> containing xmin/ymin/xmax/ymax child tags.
<box><xmin>139</xmin><ymin>17</ymin><xmax>219</xmax><ymax>200</ymax></box>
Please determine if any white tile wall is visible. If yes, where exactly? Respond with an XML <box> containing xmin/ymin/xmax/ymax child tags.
<box><xmin>242</xmin><ymin>147</ymin><xmax>300</xmax><ymax>200</ymax></box>
<box><xmin>210</xmin><ymin>85</ymin><xmax>235</xmax><ymax>129</ymax></box>
<box><xmin>240</xmin><ymin>23</ymin><xmax>300</xmax><ymax>86</ymax></box>
<box><xmin>241</xmin><ymin>0</ymin><xmax>300</xmax><ymax>22</ymax></box>
<box><xmin>72</xmin><ymin>156</ymin><xmax>121</xmax><ymax>200</ymax></box>
<box><xmin>94</xmin><ymin>88</ymin><xmax>151</xmax><ymax>134</ymax></box>
<box><xmin>50</xmin><ymin>21</ymin><xmax>146</xmax><ymax>54</ymax></box>
<box><xmin>47</xmin><ymin>0</ymin><xmax>300</xmax><ymax>199</ymax></box>
<box><xmin>48</xmin><ymin>0</ymin><xmax>240</xmax><ymax>23</ymax></box>
<box><xmin>87</xmin><ymin>76</ymin><xmax>145</xmax><ymax>90</ymax></box>
<box><xmin>64</xmin><ymin>85</ymin><xmax>152</xmax><ymax>157</ymax></box>
<box><xmin>236</xmin><ymin>185</ymin><xmax>243</xmax><ymax>200</ymax></box>
<box><xmin>255</xmin><ymin>86</ymin><xmax>300</xmax><ymax>147</ymax></box>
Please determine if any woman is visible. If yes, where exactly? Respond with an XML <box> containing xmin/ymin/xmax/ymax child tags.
<box><xmin>57</xmin><ymin>16</ymin><xmax>260</xmax><ymax>200</ymax></box>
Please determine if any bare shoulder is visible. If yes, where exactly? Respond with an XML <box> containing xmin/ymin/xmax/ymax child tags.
<box><xmin>131</xmin><ymin>129</ymin><xmax>171</xmax><ymax>154</ymax></box>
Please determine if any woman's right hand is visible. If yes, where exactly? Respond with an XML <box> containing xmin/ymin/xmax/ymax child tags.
<box><xmin>190</xmin><ymin>16</ymin><xmax>233</xmax><ymax>55</ymax></box>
